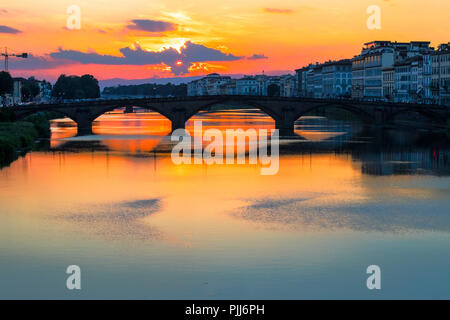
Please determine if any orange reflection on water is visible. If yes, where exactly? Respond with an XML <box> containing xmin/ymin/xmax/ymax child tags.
<box><xmin>0</xmin><ymin>150</ymin><xmax>365</xmax><ymax>242</ymax></box>
<box><xmin>1</xmin><ymin>108</ymin><xmax>368</xmax><ymax>244</ymax></box>
<box><xmin>93</xmin><ymin>112</ymin><xmax>171</xmax><ymax>136</ymax></box>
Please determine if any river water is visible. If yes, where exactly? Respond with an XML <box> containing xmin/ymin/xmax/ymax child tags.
<box><xmin>0</xmin><ymin>109</ymin><xmax>449</xmax><ymax>299</ymax></box>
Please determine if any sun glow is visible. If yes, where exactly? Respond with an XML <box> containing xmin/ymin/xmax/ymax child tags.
<box><xmin>1</xmin><ymin>0</ymin><xmax>449</xmax><ymax>81</ymax></box>
<box><xmin>160</xmin><ymin>39</ymin><xmax>188</xmax><ymax>53</ymax></box>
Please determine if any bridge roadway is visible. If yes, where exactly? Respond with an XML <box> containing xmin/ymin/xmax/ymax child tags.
<box><xmin>9</xmin><ymin>95</ymin><xmax>450</xmax><ymax>135</ymax></box>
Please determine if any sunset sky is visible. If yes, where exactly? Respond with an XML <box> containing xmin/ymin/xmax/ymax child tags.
<box><xmin>0</xmin><ymin>0</ymin><xmax>449</xmax><ymax>82</ymax></box>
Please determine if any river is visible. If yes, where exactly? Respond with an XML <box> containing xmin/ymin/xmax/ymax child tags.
<box><xmin>0</xmin><ymin>109</ymin><xmax>449</xmax><ymax>299</ymax></box>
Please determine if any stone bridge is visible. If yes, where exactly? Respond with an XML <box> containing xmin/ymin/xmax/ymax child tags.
<box><xmin>10</xmin><ymin>95</ymin><xmax>450</xmax><ymax>135</ymax></box>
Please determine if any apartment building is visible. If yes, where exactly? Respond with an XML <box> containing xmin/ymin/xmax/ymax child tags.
<box><xmin>382</xmin><ymin>67</ymin><xmax>394</xmax><ymax>100</ymax></box>
<box><xmin>322</xmin><ymin>59</ymin><xmax>352</xmax><ymax>98</ymax></box>
<box><xmin>295</xmin><ymin>65</ymin><xmax>313</xmax><ymax>97</ymax></box>
<box><xmin>395</xmin><ymin>57</ymin><xmax>416</xmax><ymax>102</ymax></box>
<box><xmin>279</xmin><ymin>75</ymin><xmax>296</xmax><ymax>97</ymax></box>
<box><xmin>432</xmin><ymin>43</ymin><xmax>450</xmax><ymax>105</ymax></box>
<box><xmin>187</xmin><ymin>73</ymin><xmax>297</xmax><ymax>97</ymax></box>
<box><xmin>236</xmin><ymin>76</ymin><xmax>258</xmax><ymax>95</ymax></box>
<box><xmin>352</xmin><ymin>41</ymin><xmax>433</xmax><ymax>100</ymax></box>
<box><xmin>187</xmin><ymin>41</ymin><xmax>448</xmax><ymax>104</ymax></box>
<box><xmin>187</xmin><ymin>73</ymin><xmax>231</xmax><ymax>96</ymax></box>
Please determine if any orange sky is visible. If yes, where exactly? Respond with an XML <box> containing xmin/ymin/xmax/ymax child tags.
<box><xmin>0</xmin><ymin>0</ymin><xmax>449</xmax><ymax>82</ymax></box>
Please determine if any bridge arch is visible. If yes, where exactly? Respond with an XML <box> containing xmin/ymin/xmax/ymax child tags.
<box><xmin>293</xmin><ymin>103</ymin><xmax>375</xmax><ymax>124</ymax></box>
<box><xmin>88</xmin><ymin>104</ymin><xmax>173</xmax><ymax>123</ymax></box>
<box><xmin>183</xmin><ymin>99</ymin><xmax>280</xmax><ymax>123</ymax></box>
<box><xmin>69</xmin><ymin>103</ymin><xmax>174</xmax><ymax>135</ymax></box>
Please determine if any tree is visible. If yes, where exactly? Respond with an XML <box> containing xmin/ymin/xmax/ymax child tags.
<box><xmin>52</xmin><ymin>74</ymin><xmax>100</xmax><ymax>99</ymax></box>
<box><xmin>80</xmin><ymin>74</ymin><xmax>100</xmax><ymax>98</ymax></box>
<box><xmin>22</xmin><ymin>78</ymin><xmax>41</xmax><ymax>102</ymax></box>
<box><xmin>102</xmin><ymin>83</ymin><xmax>187</xmax><ymax>97</ymax></box>
<box><xmin>267</xmin><ymin>84</ymin><xmax>280</xmax><ymax>97</ymax></box>
<box><xmin>0</xmin><ymin>71</ymin><xmax>14</xmax><ymax>105</ymax></box>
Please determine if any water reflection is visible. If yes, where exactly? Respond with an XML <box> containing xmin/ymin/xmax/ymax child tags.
<box><xmin>30</xmin><ymin>110</ymin><xmax>450</xmax><ymax>237</ymax></box>
<box><xmin>234</xmin><ymin>195</ymin><xmax>450</xmax><ymax>233</ymax></box>
<box><xmin>54</xmin><ymin>198</ymin><xmax>163</xmax><ymax>241</ymax></box>
<box><xmin>1</xmin><ymin>108</ymin><xmax>449</xmax><ymax>299</ymax></box>
<box><xmin>50</xmin><ymin>110</ymin><xmax>450</xmax><ymax>176</ymax></box>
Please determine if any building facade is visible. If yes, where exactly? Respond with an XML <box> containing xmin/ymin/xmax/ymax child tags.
<box><xmin>187</xmin><ymin>73</ymin><xmax>297</xmax><ymax>97</ymax></box>
<box><xmin>321</xmin><ymin>59</ymin><xmax>352</xmax><ymax>98</ymax></box>
<box><xmin>186</xmin><ymin>41</ymin><xmax>449</xmax><ymax>105</ymax></box>
<box><xmin>432</xmin><ymin>43</ymin><xmax>450</xmax><ymax>105</ymax></box>
<box><xmin>351</xmin><ymin>41</ymin><xmax>433</xmax><ymax>101</ymax></box>
<box><xmin>382</xmin><ymin>67</ymin><xmax>394</xmax><ymax>100</ymax></box>
<box><xmin>1</xmin><ymin>79</ymin><xmax>22</xmax><ymax>106</ymax></box>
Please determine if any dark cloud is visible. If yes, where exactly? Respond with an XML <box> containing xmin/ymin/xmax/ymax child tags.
<box><xmin>181</xmin><ymin>41</ymin><xmax>242</xmax><ymax>62</ymax></box>
<box><xmin>9</xmin><ymin>53</ymin><xmax>68</xmax><ymax>70</ymax></box>
<box><xmin>248</xmin><ymin>54</ymin><xmax>268</xmax><ymax>60</ymax></box>
<box><xmin>127</xmin><ymin>19</ymin><xmax>177</xmax><ymax>33</ymax></box>
<box><xmin>0</xmin><ymin>9</ymin><xmax>8</xmax><ymax>14</ymax></box>
<box><xmin>0</xmin><ymin>25</ymin><xmax>21</xmax><ymax>34</ymax></box>
<box><xmin>264</xmin><ymin>8</ymin><xmax>294</xmax><ymax>14</ymax></box>
<box><xmin>10</xmin><ymin>41</ymin><xmax>243</xmax><ymax>75</ymax></box>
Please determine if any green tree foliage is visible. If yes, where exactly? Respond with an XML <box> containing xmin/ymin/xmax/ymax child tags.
<box><xmin>0</xmin><ymin>71</ymin><xmax>14</xmax><ymax>97</ymax></box>
<box><xmin>21</xmin><ymin>78</ymin><xmax>41</xmax><ymax>102</ymax></box>
<box><xmin>102</xmin><ymin>83</ymin><xmax>187</xmax><ymax>97</ymax></box>
<box><xmin>52</xmin><ymin>74</ymin><xmax>100</xmax><ymax>99</ymax></box>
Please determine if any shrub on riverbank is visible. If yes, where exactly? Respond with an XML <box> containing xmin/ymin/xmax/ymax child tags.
<box><xmin>24</xmin><ymin>113</ymin><xmax>51</xmax><ymax>138</ymax></box>
<box><xmin>0</xmin><ymin>122</ymin><xmax>39</xmax><ymax>166</ymax></box>
<box><xmin>0</xmin><ymin>109</ymin><xmax>52</xmax><ymax>167</ymax></box>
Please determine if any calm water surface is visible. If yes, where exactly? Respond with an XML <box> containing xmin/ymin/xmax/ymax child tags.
<box><xmin>1</xmin><ymin>109</ymin><xmax>449</xmax><ymax>299</ymax></box>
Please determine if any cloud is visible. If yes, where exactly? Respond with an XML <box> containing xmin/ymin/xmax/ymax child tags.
<box><xmin>248</xmin><ymin>54</ymin><xmax>268</xmax><ymax>60</ymax></box>
<box><xmin>11</xmin><ymin>41</ymin><xmax>243</xmax><ymax>75</ymax></box>
<box><xmin>0</xmin><ymin>25</ymin><xmax>22</xmax><ymax>34</ymax></box>
<box><xmin>0</xmin><ymin>9</ymin><xmax>8</xmax><ymax>14</ymax></box>
<box><xmin>9</xmin><ymin>53</ymin><xmax>68</xmax><ymax>70</ymax></box>
<box><xmin>127</xmin><ymin>19</ymin><xmax>177</xmax><ymax>33</ymax></box>
<box><xmin>263</xmin><ymin>8</ymin><xmax>294</xmax><ymax>14</ymax></box>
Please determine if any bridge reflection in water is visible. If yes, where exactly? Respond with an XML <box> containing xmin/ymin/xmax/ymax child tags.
<box><xmin>48</xmin><ymin>109</ymin><xmax>450</xmax><ymax>177</ymax></box>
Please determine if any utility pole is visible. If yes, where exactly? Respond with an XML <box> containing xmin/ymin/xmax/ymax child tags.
<box><xmin>1</xmin><ymin>47</ymin><xmax>28</xmax><ymax>72</ymax></box>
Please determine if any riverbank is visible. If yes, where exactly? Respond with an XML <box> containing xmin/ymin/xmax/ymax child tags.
<box><xmin>0</xmin><ymin>111</ymin><xmax>51</xmax><ymax>168</ymax></box>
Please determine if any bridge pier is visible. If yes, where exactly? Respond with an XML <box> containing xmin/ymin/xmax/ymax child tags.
<box><xmin>275</xmin><ymin>119</ymin><xmax>295</xmax><ymax>136</ymax></box>
<box><xmin>171</xmin><ymin>108</ymin><xmax>188</xmax><ymax>132</ymax></box>
<box><xmin>76</xmin><ymin>118</ymin><xmax>94</xmax><ymax>136</ymax></box>
<box><xmin>373</xmin><ymin>107</ymin><xmax>387</xmax><ymax>128</ymax></box>
<box><xmin>275</xmin><ymin>107</ymin><xmax>297</xmax><ymax>136</ymax></box>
